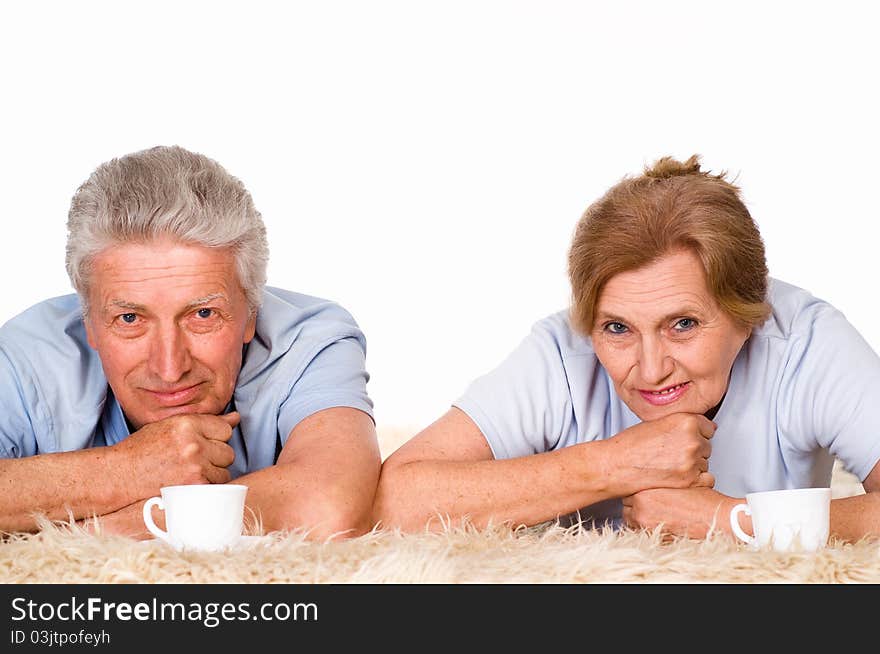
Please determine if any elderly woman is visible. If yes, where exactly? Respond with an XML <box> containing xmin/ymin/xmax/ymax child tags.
<box><xmin>374</xmin><ymin>155</ymin><xmax>880</xmax><ymax>542</ymax></box>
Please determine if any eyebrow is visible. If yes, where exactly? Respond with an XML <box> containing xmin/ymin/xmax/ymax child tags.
<box><xmin>595</xmin><ymin>306</ymin><xmax>705</xmax><ymax>325</ymax></box>
<box><xmin>107</xmin><ymin>300</ymin><xmax>145</xmax><ymax>312</ymax></box>
<box><xmin>105</xmin><ymin>293</ymin><xmax>229</xmax><ymax>313</ymax></box>
<box><xmin>183</xmin><ymin>293</ymin><xmax>229</xmax><ymax>310</ymax></box>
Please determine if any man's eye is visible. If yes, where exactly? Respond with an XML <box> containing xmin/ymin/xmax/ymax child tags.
<box><xmin>674</xmin><ymin>318</ymin><xmax>697</xmax><ymax>331</ymax></box>
<box><xmin>196</xmin><ymin>308</ymin><xmax>213</xmax><ymax>319</ymax></box>
<box><xmin>120</xmin><ymin>313</ymin><xmax>137</xmax><ymax>324</ymax></box>
<box><xmin>604</xmin><ymin>322</ymin><xmax>628</xmax><ymax>334</ymax></box>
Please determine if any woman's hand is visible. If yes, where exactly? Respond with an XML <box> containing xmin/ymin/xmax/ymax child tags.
<box><xmin>621</xmin><ymin>487</ymin><xmax>741</xmax><ymax>540</ymax></box>
<box><xmin>601</xmin><ymin>412</ymin><xmax>716</xmax><ymax>497</ymax></box>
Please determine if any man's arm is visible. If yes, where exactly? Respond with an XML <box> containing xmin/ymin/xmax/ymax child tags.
<box><xmin>95</xmin><ymin>407</ymin><xmax>381</xmax><ymax>541</ymax></box>
<box><xmin>0</xmin><ymin>413</ymin><xmax>237</xmax><ymax>533</ymax></box>
<box><xmin>373</xmin><ymin>407</ymin><xmax>714</xmax><ymax>532</ymax></box>
<box><xmin>0</xmin><ymin>446</ymin><xmax>135</xmax><ymax>532</ymax></box>
<box><xmin>234</xmin><ymin>406</ymin><xmax>380</xmax><ymax>540</ymax></box>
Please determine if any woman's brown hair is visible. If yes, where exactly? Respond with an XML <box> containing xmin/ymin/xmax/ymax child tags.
<box><xmin>567</xmin><ymin>154</ymin><xmax>771</xmax><ymax>334</ymax></box>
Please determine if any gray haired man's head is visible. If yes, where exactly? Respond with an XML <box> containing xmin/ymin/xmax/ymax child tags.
<box><xmin>65</xmin><ymin>145</ymin><xmax>269</xmax><ymax>315</ymax></box>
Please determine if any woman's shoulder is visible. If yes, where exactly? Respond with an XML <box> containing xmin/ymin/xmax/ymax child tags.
<box><xmin>756</xmin><ymin>278</ymin><xmax>845</xmax><ymax>341</ymax></box>
<box><xmin>529</xmin><ymin>309</ymin><xmax>596</xmax><ymax>357</ymax></box>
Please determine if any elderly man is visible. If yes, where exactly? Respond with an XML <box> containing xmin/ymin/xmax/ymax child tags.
<box><xmin>0</xmin><ymin>145</ymin><xmax>380</xmax><ymax>540</ymax></box>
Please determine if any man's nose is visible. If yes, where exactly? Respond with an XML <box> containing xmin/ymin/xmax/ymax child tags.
<box><xmin>148</xmin><ymin>325</ymin><xmax>193</xmax><ymax>383</ymax></box>
<box><xmin>638</xmin><ymin>335</ymin><xmax>673</xmax><ymax>384</ymax></box>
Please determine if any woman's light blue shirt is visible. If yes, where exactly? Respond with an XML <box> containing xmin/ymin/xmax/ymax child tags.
<box><xmin>455</xmin><ymin>278</ymin><xmax>880</xmax><ymax>524</ymax></box>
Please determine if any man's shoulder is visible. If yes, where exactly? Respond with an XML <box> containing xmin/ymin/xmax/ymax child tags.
<box><xmin>260</xmin><ymin>286</ymin><xmax>361</xmax><ymax>329</ymax></box>
<box><xmin>239</xmin><ymin>287</ymin><xmax>366</xmax><ymax>385</ymax></box>
<box><xmin>0</xmin><ymin>294</ymin><xmax>106</xmax><ymax>433</ymax></box>
<box><xmin>0</xmin><ymin>294</ymin><xmax>87</xmax><ymax>351</ymax></box>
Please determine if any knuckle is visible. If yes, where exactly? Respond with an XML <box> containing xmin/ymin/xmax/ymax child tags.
<box><xmin>168</xmin><ymin>420</ymin><xmax>197</xmax><ymax>443</ymax></box>
<box><xmin>180</xmin><ymin>440</ymin><xmax>201</xmax><ymax>460</ymax></box>
<box><xmin>669</xmin><ymin>412</ymin><xmax>688</xmax><ymax>425</ymax></box>
<box><xmin>168</xmin><ymin>413</ymin><xmax>192</xmax><ymax>428</ymax></box>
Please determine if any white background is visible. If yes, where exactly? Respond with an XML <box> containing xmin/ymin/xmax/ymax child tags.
<box><xmin>2</xmin><ymin>1</ymin><xmax>878</xmax><ymax>436</ymax></box>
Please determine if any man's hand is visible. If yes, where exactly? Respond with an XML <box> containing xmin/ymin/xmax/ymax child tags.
<box><xmin>110</xmin><ymin>412</ymin><xmax>239</xmax><ymax>500</ymax></box>
<box><xmin>601</xmin><ymin>412</ymin><xmax>715</xmax><ymax>497</ymax></box>
<box><xmin>622</xmin><ymin>487</ymin><xmax>740</xmax><ymax>540</ymax></box>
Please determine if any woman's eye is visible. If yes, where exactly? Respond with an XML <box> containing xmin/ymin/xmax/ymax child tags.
<box><xmin>604</xmin><ymin>322</ymin><xmax>628</xmax><ymax>334</ymax></box>
<box><xmin>674</xmin><ymin>318</ymin><xmax>697</xmax><ymax>331</ymax></box>
<box><xmin>196</xmin><ymin>308</ymin><xmax>213</xmax><ymax>319</ymax></box>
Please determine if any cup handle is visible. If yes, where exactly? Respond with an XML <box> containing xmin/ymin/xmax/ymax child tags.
<box><xmin>142</xmin><ymin>496</ymin><xmax>170</xmax><ymax>543</ymax></box>
<box><xmin>729</xmin><ymin>503</ymin><xmax>754</xmax><ymax>546</ymax></box>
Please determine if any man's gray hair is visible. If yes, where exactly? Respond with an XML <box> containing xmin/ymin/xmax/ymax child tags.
<box><xmin>65</xmin><ymin>145</ymin><xmax>269</xmax><ymax>315</ymax></box>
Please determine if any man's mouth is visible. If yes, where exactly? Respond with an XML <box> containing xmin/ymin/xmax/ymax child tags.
<box><xmin>143</xmin><ymin>383</ymin><xmax>203</xmax><ymax>407</ymax></box>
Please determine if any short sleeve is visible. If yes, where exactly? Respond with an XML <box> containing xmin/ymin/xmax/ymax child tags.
<box><xmin>780</xmin><ymin>306</ymin><xmax>880</xmax><ymax>481</ymax></box>
<box><xmin>453</xmin><ymin>321</ymin><xmax>573</xmax><ymax>460</ymax></box>
<box><xmin>0</xmin><ymin>346</ymin><xmax>41</xmax><ymax>458</ymax></box>
<box><xmin>276</xmin><ymin>336</ymin><xmax>374</xmax><ymax>446</ymax></box>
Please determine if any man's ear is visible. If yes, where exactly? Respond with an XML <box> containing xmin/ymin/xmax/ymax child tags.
<box><xmin>83</xmin><ymin>311</ymin><xmax>99</xmax><ymax>350</ymax></box>
<box><xmin>243</xmin><ymin>312</ymin><xmax>257</xmax><ymax>344</ymax></box>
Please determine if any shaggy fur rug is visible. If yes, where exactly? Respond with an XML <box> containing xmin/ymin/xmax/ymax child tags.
<box><xmin>2</xmin><ymin>517</ymin><xmax>879</xmax><ymax>584</ymax></box>
<box><xmin>1</xmin><ymin>433</ymin><xmax>875</xmax><ymax>584</ymax></box>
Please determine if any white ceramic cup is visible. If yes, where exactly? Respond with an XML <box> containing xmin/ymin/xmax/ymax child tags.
<box><xmin>729</xmin><ymin>487</ymin><xmax>831</xmax><ymax>552</ymax></box>
<box><xmin>142</xmin><ymin>484</ymin><xmax>248</xmax><ymax>551</ymax></box>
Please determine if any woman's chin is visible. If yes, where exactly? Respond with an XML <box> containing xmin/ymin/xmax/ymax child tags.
<box><xmin>628</xmin><ymin>398</ymin><xmax>712</xmax><ymax>422</ymax></box>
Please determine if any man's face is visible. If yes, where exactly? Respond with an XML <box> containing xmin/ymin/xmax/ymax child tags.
<box><xmin>84</xmin><ymin>238</ymin><xmax>257</xmax><ymax>430</ymax></box>
<box><xmin>590</xmin><ymin>248</ymin><xmax>751</xmax><ymax>422</ymax></box>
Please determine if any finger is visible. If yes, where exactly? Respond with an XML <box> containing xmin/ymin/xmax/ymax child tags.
<box><xmin>696</xmin><ymin>415</ymin><xmax>717</xmax><ymax>438</ymax></box>
<box><xmin>205</xmin><ymin>465</ymin><xmax>233</xmax><ymax>485</ymax></box>
<box><xmin>200</xmin><ymin>413</ymin><xmax>237</xmax><ymax>442</ymax></box>
<box><xmin>694</xmin><ymin>471</ymin><xmax>715</xmax><ymax>488</ymax></box>
<box><xmin>699</xmin><ymin>438</ymin><xmax>712</xmax><ymax>458</ymax></box>
<box><xmin>206</xmin><ymin>441</ymin><xmax>235</xmax><ymax>468</ymax></box>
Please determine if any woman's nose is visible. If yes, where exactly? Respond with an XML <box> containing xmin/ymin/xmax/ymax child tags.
<box><xmin>638</xmin><ymin>336</ymin><xmax>673</xmax><ymax>384</ymax></box>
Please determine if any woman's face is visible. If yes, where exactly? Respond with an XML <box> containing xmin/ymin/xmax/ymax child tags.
<box><xmin>590</xmin><ymin>248</ymin><xmax>751</xmax><ymax>422</ymax></box>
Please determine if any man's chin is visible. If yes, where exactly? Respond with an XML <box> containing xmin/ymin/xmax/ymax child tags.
<box><xmin>127</xmin><ymin>403</ymin><xmax>223</xmax><ymax>429</ymax></box>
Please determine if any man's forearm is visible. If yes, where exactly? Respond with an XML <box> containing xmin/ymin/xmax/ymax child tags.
<box><xmin>81</xmin><ymin>499</ymin><xmax>156</xmax><ymax>539</ymax></box>
<box><xmin>235</xmin><ymin>460</ymin><xmax>379</xmax><ymax>539</ymax></box>
<box><xmin>0</xmin><ymin>447</ymin><xmax>137</xmax><ymax>532</ymax></box>
<box><xmin>237</xmin><ymin>406</ymin><xmax>381</xmax><ymax>540</ymax></box>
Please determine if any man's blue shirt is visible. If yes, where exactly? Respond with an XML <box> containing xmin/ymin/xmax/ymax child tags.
<box><xmin>0</xmin><ymin>287</ymin><xmax>374</xmax><ymax>478</ymax></box>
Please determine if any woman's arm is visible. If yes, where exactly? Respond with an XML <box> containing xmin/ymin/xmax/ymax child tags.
<box><xmin>829</xmin><ymin>460</ymin><xmax>880</xmax><ymax>542</ymax></box>
<box><xmin>373</xmin><ymin>407</ymin><xmax>714</xmax><ymax>532</ymax></box>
